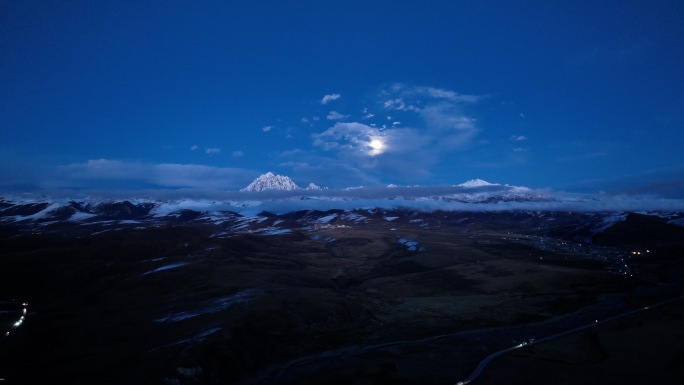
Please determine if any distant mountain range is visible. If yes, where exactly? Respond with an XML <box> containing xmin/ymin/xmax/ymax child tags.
<box><xmin>2</xmin><ymin>173</ymin><xmax>683</xmax><ymax>225</ymax></box>
<box><xmin>2</xmin><ymin>195</ymin><xmax>683</xmax><ymax>247</ymax></box>
<box><xmin>240</xmin><ymin>172</ymin><xmax>526</xmax><ymax>194</ymax></box>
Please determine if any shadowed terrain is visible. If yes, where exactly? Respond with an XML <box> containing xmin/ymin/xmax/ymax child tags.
<box><xmin>1</xmin><ymin>206</ymin><xmax>684</xmax><ymax>384</ymax></box>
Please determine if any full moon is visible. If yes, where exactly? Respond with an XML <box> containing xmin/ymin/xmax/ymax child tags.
<box><xmin>369</xmin><ymin>139</ymin><xmax>384</xmax><ymax>151</ymax></box>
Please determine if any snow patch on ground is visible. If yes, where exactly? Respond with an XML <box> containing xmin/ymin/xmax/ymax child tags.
<box><xmin>398</xmin><ymin>237</ymin><xmax>420</xmax><ymax>252</ymax></box>
<box><xmin>68</xmin><ymin>211</ymin><xmax>97</xmax><ymax>221</ymax></box>
<box><xmin>200</xmin><ymin>212</ymin><xmax>237</xmax><ymax>224</ymax></box>
<box><xmin>341</xmin><ymin>212</ymin><xmax>368</xmax><ymax>223</ymax></box>
<box><xmin>593</xmin><ymin>213</ymin><xmax>628</xmax><ymax>234</ymax></box>
<box><xmin>256</xmin><ymin>228</ymin><xmax>291</xmax><ymax>236</ymax></box>
<box><xmin>315</xmin><ymin>213</ymin><xmax>337</xmax><ymax>223</ymax></box>
<box><xmin>151</xmin><ymin>200</ymin><xmax>211</xmax><ymax>217</ymax></box>
<box><xmin>9</xmin><ymin>202</ymin><xmax>63</xmax><ymax>221</ymax></box>
<box><xmin>154</xmin><ymin>290</ymin><xmax>254</xmax><ymax>323</ymax></box>
<box><xmin>192</xmin><ymin>327</ymin><xmax>221</xmax><ymax>341</ymax></box>
<box><xmin>144</xmin><ymin>262</ymin><xmax>191</xmax><ymax>275</ymax></box>
<box><xmin>315</xmin><ymin>213</ymin><xmax>338</xmax><ymax>223</ymax></box>
<box><xmin>310</xmin><ymin>234</ymin><xmax>336</xmax><ymax>243</ymax></box>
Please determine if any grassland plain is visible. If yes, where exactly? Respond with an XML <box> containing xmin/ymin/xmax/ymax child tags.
<box><xmin>1</xmin><ymin>211</ymin><xmax>683</xmax><ymax>384</ymax></box>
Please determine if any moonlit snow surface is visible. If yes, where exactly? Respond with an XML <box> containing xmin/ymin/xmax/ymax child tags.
<box><xmin>3</xmin><ymin>185</ymin><xmax>684</xmax><ymax>219</ymax></box>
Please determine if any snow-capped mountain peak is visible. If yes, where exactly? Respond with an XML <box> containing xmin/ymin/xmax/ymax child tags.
<box><xmin>241</xmin><ymin>172</ymin><xmax>300</xmax><ymax>192</ymax></box>
<box><xmin>458</xmin><ymin>179</ymin><xmax>498</xmax><ymax>188</ymax></box>
<box><xmin>306</xmin><ymin>183</ymin><xmax>324</xmax><ymax>190</ymax></box>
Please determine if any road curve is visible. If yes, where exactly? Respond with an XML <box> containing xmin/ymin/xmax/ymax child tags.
<box><xmin>0</xmin><ymin>301</ymin><xmax>28</xmax><ymax>342</ymax></box>
<box><xmin>455</xmin><ymin>342</ymin><xmax>528</xmax><ymax>385</ymax></box>
<box><xmin>454</xmin><ymin>294</ymin><xmax>684</xmax><ymax>385</ymax></box>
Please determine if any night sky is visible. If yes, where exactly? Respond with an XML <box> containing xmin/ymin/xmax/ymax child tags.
<box><xmin>1</xmin><ymin>0</ymin><xmax>683</xmax><ymax>196</ymax></box>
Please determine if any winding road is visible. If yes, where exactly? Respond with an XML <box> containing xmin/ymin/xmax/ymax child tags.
<box><xmin>0</xmin><ymin>301</ymin><xmax>29</xmax><ymax>382</ymax></box>
<box><xmin>454</xmin><ymin>294</ymin><xmax>684</xmax><ymax>385</ymax></box>
<box><xmin>0</xmin><ymin>301</ymin><xmax>28</xmax><ymax>342</ymax></box>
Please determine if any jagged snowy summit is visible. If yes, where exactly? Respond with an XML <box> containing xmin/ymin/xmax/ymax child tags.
<box><xmin>241</xmin><ymin>172</ymin><xmax>324</xmax><ymax>192</ymax></box>
<box><xmin>241</xmin><ymin>172</ymin><xmax>299</xmax><ymax>192</ymax></box>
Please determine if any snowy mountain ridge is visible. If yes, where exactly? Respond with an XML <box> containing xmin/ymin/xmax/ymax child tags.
<box><xmin>240</xmin><ymin>172</ymin><xmax>530</xmax><ymax>193</ymax></box>
<box><xmin>241</xmin><ymin>172</ymin><xmax>300</xmax><ymax>192</ymax></box>
<box><xmin>241</xmin><ymin>172</ymin><xmax>326</xmax><ymax>192</ymax></box>
<box><xmin>2</xmin><ymin>195</ymin><xmax>683</xmax><ymax>244</ymax></box>
<box><xmin>458</xmin><ymin>179</ymin><xmax>497</xmax><ymax>188</ymax></box>
<box><xmin>2</xmin><ymin>188</ymin><xmax>684</xmax><ymax>229</ymax></box>
<box><xmin>5</xmin><ymin>173</ymin><xmax>683</xmax><ymax>220</ymax></box>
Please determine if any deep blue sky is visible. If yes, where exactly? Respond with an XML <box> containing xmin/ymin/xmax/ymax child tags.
<box><xmin>1</xmin><ymin>0</ymin><xmax>683</xmax><ymax>195</ymax></box>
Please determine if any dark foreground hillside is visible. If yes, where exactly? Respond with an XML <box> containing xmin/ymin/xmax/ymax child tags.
<box><xmin>1</xmin><ymin>210</ymin><xmax>684</xmax><ymax>385</ymax></box>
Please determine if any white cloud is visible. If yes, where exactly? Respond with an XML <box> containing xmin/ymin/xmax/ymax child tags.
<box><xmin>320</xmin><ymin>93</ymin><xmax>341</xmax><ymax>105</ymax></box>
<box><xmin>190</xmin><ymin>145</ymin><xmax>198</xmax><ymax>151</ymax></box>
<box><xmin>43</xmin><ymin>159</ymin><xmax>255</xmax><ymax>190</ymax></box>
<box><xmin>326</xmin><ymin>111</ymin><xmax>349</xmax><ymax>120</ymax></box>
<box><xmin>362</xmin><ymin>107</ymin><xmax>374</xmax><ymax>119</ymax></box>
<box><xmin>280</xmin><ymin>148</ymin><xmax>305</xmax><ymax>157</ymax></box>
<box><xmin>313</xmin><ymin>122</ymin><xmax>379</xmax><ymax>152</ymax></box>
<box><xmin>563</xmin><ymin>166</ymin><xmax>684</xmax><ymax>199</ymax></box>
<box><xmin>413</xmin><ymin>85</ymin><xmax>481</xmax><ymax>103</ymax></box>
<box><xmin>381</xmin><ymin>83</ymin><xmax>481</xmax><ymax>103</ymax></box>
<box><xmin>312</xmin><ymin>122</ymin><xmax>434</xmax><ymax>180</ymax></box>
<box><xmin>262</xmin><ymin>125</ymin><xmax>273</xmax><ymax>132</ymax></box>
<box><xmin>511</xmin><ymin>135</ymin><xmax>527</xmax><ymax>141</ymax></box>
<box><xmin>205</xmin><ymin>147</ymin><xmax>221</xmax><ymax>154</ymax></box>
<box><xmin>232</xmin><ymin>150</ymin><xmax>244</xmax><ymax>157</ymax></box>
<box><xmin>417</xmin><ymin>104</ymin><xmax>478</xmax><ymax>149</ymax></box>
<box><xmin>277</xmin><ymin>158</ymin><xmax>381</xmax><ymax>188</ymax></box>
<box><xmin>309</xmin><ymin>84</ymin><xmax>483</xmax><ymax>182</ymax></box>
<box><xmin>384</xmin><ymin>98</ymin><xmax>407</xmax><ymax>110</ymax></box>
